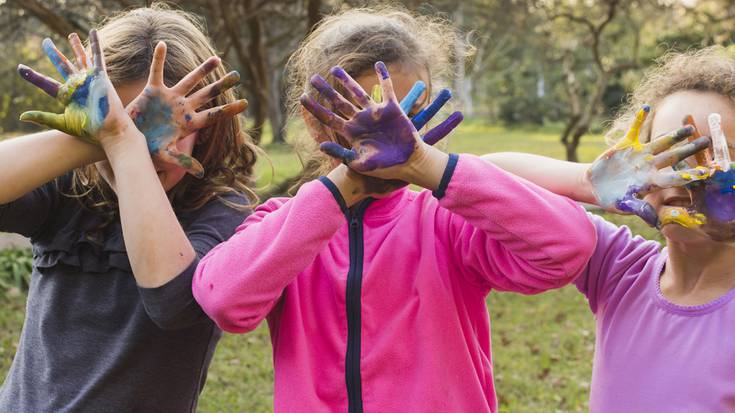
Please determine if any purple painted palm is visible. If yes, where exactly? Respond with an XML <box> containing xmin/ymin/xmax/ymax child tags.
<box><xmin>300</xmin><ymin>61</ymin><xmax>462</xmax><ymax>173</ymax></box>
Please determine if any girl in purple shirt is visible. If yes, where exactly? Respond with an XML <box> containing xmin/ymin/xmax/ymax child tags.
<box><xmin>486</xmin><ymin>47</ymin><xmax>735</xmax><ymax>412</ymax></box>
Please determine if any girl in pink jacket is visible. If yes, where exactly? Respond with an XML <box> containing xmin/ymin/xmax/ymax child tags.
<box><xmin>192</xmin><ymin>8</ymin><xmax>596</xmax><ymax>413</ymax></box>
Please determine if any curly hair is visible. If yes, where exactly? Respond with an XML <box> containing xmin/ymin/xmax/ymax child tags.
<box><xmin>285</xmin><ymin>5</ymin><xmax>471</xmax><ymax>191</ymax></box>
<box><xmin>70</xmin><ymin>3</ymin><xmax>258</xmax><ymax>220</ymax></box>
<box><xmin>606</xmin><ymin>46</ymin><xmax>735</xmax><ymax>145</ymax></box>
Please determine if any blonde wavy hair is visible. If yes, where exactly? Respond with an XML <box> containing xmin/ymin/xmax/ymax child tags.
<box><xmin>285</xmin><ymin>6</ymin><xmax>470</xmax><ymax>191</ymax></box>
<box><xmin>606</xmin><ymin>46</ymin><xmax>735</xmax><ymax>145</ymax></box>
<box><xmin>71</xmin><ymin>4</ymin><xmax>258</xmax><ymax>219</ymax></box>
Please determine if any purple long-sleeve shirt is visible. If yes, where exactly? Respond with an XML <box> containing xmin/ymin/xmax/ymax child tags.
<box><xmin>577</xmin><ymin>214</ymin><xmax>735</xmax><ymax>412</ymax></box>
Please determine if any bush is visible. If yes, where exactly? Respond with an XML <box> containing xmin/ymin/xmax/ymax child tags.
<box><xmin>0</xmin><ymin>248</ymin><xmax>32</xmax><ymax>294</ymax></box>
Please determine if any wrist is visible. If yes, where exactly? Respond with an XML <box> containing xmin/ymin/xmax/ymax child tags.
<box><xmin>580</xmin><ymin>166</ymin><xmax>598</xmax><ymax>204</ymax></box>
<box><xmin>400</xmin><ymin>144</ymin><xmax>449</xmax><ymax>190</ymax></box>
<box><xmin>326</xmin><ymin>165</ymin><xmax>368</xmax><ymax>208</ymax></box>
<box><xmin>100</xmin><ymin>127</ymin><xmax>148</xmax><ymax>160</ymax></box>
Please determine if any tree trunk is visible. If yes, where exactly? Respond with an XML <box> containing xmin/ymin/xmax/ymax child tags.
<box><xmin>269</xmin><ymin>69</ymin><xmax>288</xmax><ymax>144</ymax></box>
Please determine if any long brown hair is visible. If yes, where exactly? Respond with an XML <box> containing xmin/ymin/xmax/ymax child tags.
<box><xmin>70</xmin><ymin>3</ymin><xmax>258</xmax><ymax>218</ymax></box>
<box><xmin>285</xmin><ymin>6</ymin><xmax>469</xmax><ymax>191</ymax></box>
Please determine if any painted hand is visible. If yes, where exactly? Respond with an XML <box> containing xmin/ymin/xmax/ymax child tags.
<box><xmin>18</xmin><ymin>30</ymin><xmax>123</xmax><ymax>144</ymax></box>
<box><xmin>127</xmin><ymin>42</ymin><xmax>247</xmax><ymax>178</ymax></box>
<box><xmin>660</xmin><ymin>114</ymin><xmax>735</xmax><ymax>240</ymax></box>
<box><xmin>588</xmin><ymin>105</ymin><xmax>711</xmax><ymax>227</ymax></box>
<box><xmin>300</xmin><ymin>62</ymin><xmax>462</xmax><ymax>181</ymax></box>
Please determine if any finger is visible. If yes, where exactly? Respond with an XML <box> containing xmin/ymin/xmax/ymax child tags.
<box><xmin>412</xmin><ymin>89</ymin><xmax>452</xmax><ymax>130</ymax></box>
<box><xmin>320</xmin><ymin>141</ymin><xmax>357</xmax><ymax>164</ymax></box>
<box><xmin>67</xmin><ymin>33</ymin><xmax>88</xmax><ymax>70</ymax></box>
<box><xmin>682</xmin><ymin>115</ymin><xmax>711</xmax><ymax>166</ymax></box>
<box><xmin>616</xmin><ymin>196</ymin><xmax>659</xmax><ymax>228</ymax></box>
<box><xmin>159</xmin><ymin>148</ymin><xmax>205</xmax><ymax>178</ymax></box>
<box><xmin>330</xmin><ymin>66</ymin><xmax>371</xmax><ymax>108</ymax></box>
<box><xmin>423</xmin><ymin>111</ymin><xmax>463</xmax><ymax>146</ymax></box>
<box><xmin>649</xmin><ymin>167</ymin><xmax>710</xmax><ymax>190</ymax></box>
<box><xmin>399</xmin><ymin>80</ymin><xmax>426</xmax><ymax>114</ymax></box>
<box><xmin>653</xmin><ymin>136</ymin><xmax>710</xmax><ymax>169</ymax></box>
<box><xmin>300</xmin><ymin>106</ymin><xmax>331</xmax><ymax>143</ymax></box>
<box><xmin>89</xmin><ymin>29</ymin><xmax>105</xmax><ymax>73</ymax></box>
<box><xmin>659</xmin><ymin>206</ymin><xmax>706</xmax><ymax>228</ymax></box>
<box><xmin>300</xmin><ymin>94</ymin><xmax>347</xmax><ymax>135</ymax></box>
<box><xmin>189</xmin><ymin>70</ymin><xmax>240</xmax><ymax>106</ymax></box>
<box><xmin>148</xmin><ymin>42</ymin><xmax>167</xmax><ymax>87</ymax></box>
<box><xmin>708</xmin><ymin>113</ymin><xmax>732</xmax><ymax>170</ymax></box>
<box><xmin>41</xmin><ymin>38</ymin><xmax>74</xmax><ymax>80</ymax></box>
<box><xmin>374</xmin><ymin>61</ymin><xmax>397</xmax><ymax>102</ymax></box>
<box><xmin>309</xmin><ymin>74</ymin><xmax>358</xmax><ymax>118</ymax></box>
<box><xmin>175</xmin><ymin>56</ymin><xmax>220</xmax><ymax>95</ymax></box>
<box><xmin>644</xmin><ymin>125</ymin><xmax>694</xmax><ymax>155</ymax></box>
<box><xmin>371</xmin><ymin>84</ymin><xmax>382</xmax><ymax>103</ymax></box>
<box><xmin>17</xmin><ymin>64</ymin><xmax>60</xmax><ymax>98</ymax></box>
<box><xmin>615</xmin><ymin>104</ymin><xmax>650</xmax><ymax>150</ymax></box>
<box><xmin>193</xmin><ymin>99</ymin><xmax>248</xmax><ymax>129</ymax></box>
<box><xmin>19</xmin><ymin>111</ymin><xmax>67</xmax><ymax>131</ymax></box>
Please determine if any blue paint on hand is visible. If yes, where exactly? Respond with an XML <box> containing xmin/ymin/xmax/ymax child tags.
<box><xmin>400</xmin><ymin>81</ymin><xmax>426</xmax><ymax>114</ymax></box>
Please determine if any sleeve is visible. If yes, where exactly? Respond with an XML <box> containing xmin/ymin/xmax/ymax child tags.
<box><xmin>0</xmin><ymin>178</ymin><xmax>61</xmax><ymax>240</ymax></box>
<box><xmin>573</xmin><ymin>213</ymin><xmax>661</xmax><ymax>314</ymax></box>
<box><xmin>438</xmin><ymin>154</ymin><xmax>598</xmax><ymax>294</ymax></box>
<box><xmin>192</xmin><ymin>179</ymin><xmax>347</xmax><ymax>333</ymax></box>
<box><xmin>137</xmin><ymin>193</ymin><xmax>251</xmax><ymax>330</ymax></box>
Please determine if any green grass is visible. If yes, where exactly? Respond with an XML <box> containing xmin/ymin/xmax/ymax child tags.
<box><xmin>0</xmin><ymin>122</ymin><xmax>661</xmax><ymax>412</ymax></box>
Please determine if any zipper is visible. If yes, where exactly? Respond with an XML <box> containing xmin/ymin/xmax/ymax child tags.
<box><xmin>345</xmin><ymin>199</ymin><xmax>371</xmax><ymax>413</ymax></box>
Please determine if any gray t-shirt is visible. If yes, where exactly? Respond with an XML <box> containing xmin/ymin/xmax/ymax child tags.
<box><xmin>0</xmin><ymin>175</ymin><xmax>249</xmax><ymax>412</ymax></box>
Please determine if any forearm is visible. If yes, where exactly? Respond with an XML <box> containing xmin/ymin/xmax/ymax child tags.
<box><xmin>193</xmin><ymin>180</ymin><xmax>345</xmax><ymax>333</ymax></box>
<box><xmin>481</xmin><ymin>152</ymin><xmax>595</xmax><ymax>204</ymax></box>
<box><xmin>441</xmin><ymin>154</ymin><xmax>597</xmax><ymax>291</ymax></box>
<box><xmin>0</xmin><ymin>131</ymin><xmax>105</xmax><ymax>204</ymax></box>
<box><xmin>103</xmin><ymin>132</ymin><xmax>195</xmax><ymax>288</ymax></box>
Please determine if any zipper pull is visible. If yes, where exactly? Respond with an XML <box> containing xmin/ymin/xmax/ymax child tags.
<box><xmin>350</xmin><ymin>215</ymin><xmax>358</xmax><ymax>228</ymax></box>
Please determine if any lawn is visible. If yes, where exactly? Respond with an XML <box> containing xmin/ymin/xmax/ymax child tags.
<box><xmin>0</xmin><ymin>122</ymin><xmax>661</xmax><ymax>412</ymax></box>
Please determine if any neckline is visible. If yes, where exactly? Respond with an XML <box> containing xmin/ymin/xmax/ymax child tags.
<box><xmin>650</xmin><ymin>249</ymin><xmax>735</xmax><ymax>316</ymax></box>
<box><xmin>360</xmin><ymin>187</ymin><xmax>411</xmax><ymax>220</ymax></box>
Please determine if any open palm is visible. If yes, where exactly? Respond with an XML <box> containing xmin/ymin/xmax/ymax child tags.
<box><xmin>127</xmin><ymin>42</ymin><xmax>246</xmax><ymax>178</ymax></box>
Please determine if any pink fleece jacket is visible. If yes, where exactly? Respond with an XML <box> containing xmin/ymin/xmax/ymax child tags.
<box><xmin>193</xmin><ymin>154</ymin><xmax>596</xmax><ymax>412</ymax></box>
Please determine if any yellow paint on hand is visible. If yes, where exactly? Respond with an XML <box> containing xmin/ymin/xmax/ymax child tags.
<box><xmin>661</xmin><ymin>207</ymin><xmax>707</xmax><ymax>228</ymax></box>
<box><xmin>616</xmin><ymin>106</ymin><xmax>649</xmax><ymax>152</ymax></box>
<box><xmin>371</xmin><ymin>84</ymin><xmax>382</xmax><ymax>103</ymax></box>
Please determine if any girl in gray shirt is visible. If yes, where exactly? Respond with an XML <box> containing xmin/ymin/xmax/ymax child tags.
<box><xmin>0</xmin><ymin>6</ymin><xmax>256</xmax><ymax>412</ymax></box>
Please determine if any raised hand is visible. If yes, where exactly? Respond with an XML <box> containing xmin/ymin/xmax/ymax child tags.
<box><xmin>588</xmin><ymin>105</ymin><xmax>711</xmax><ymax>227</ymax></box>
<box><xmin>127</xmin><ymin>42</ymin><xmax>247</xmax><ymax>178</ymax></box>
<box><xmin>660</xmin><ymin>113</ymin><xmax>735</xmax><ymax>240</ymax></box>
<box><xmin>300</xmin><ymin>62</ymin><xmax>462</xmax><ymax>178</ymax></box>
<box><xmin>18</xmin><ymin>31</ymin><xmax>123</xmax><ymax>144</ymax></box>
